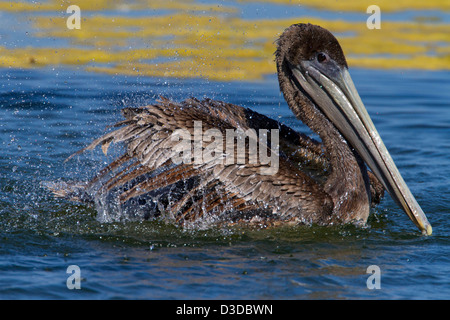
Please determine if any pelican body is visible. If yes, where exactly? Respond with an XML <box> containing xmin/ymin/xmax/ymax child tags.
<box><xmin>49</xmin><ymin>23</ymin><xmax>432</xmax><ymax>235</ymax></box>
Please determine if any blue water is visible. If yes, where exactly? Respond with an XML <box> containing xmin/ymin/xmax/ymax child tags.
<box><xmin>0</xmin><ymin>66</ymin><xmax>449</xmax><ymax>299</ymax></box>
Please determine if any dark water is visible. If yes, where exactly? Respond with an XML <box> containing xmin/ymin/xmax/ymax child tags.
<box><xmin>0</xmin><ymin>67</ymin><xmax>449</xmax><ymax>299</ymax></box>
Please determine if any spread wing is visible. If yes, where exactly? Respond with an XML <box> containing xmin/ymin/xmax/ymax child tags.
<box><xmin>49</xmin><ymin>97</ymin><xmax>383</xmax><ymax>226</ymax></box>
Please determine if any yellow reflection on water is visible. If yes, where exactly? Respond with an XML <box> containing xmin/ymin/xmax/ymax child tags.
<box><xmin>0</xmin><ymin>0</ymin><xmax>448</xmax><ymax>81</ymax></box>
<box><xmin>239</xmin><ymin>0</ymin><xmax>450</xmax><ymax>13</ymax></box>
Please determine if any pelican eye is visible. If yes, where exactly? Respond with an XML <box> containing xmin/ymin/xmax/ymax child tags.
<box><xmin>317</xmin><ymin>52</ymin><xmax>328</xmax><ymax>63</ymax></box>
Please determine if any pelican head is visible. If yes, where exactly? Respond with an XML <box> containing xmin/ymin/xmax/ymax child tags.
<box><xmin>276</xmin><ymin>23</ymin><xmax>432</xmax><ymax>235</ymax></box>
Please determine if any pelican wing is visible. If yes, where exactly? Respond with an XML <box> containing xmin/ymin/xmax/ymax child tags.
<box><xmin>65</xmin><ymin>97</ymin><xmax>338</xmax><ymax>225</ymax></box>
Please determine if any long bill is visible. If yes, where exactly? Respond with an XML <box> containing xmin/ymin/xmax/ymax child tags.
<box><xmin>292</xmin><ymin>61</ymin><xmax>432</xmax><ymax>235</ymax></box>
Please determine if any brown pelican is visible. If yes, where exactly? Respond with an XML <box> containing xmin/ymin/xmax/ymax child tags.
<box><xmin>48</xmin><ymin>23</ymin><xmax>432</xmax><ymax>235</ymax></box>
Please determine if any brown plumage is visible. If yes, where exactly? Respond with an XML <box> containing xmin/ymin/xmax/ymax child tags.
<box><xmin>49</xmin><ymin>95</ymin><xmax>383</xmax><ymax>226</ymax></box>
<box><xmin>47</xmin><ymin>23</ymin><xmax>401</xmax><ymax>229</ymax></box>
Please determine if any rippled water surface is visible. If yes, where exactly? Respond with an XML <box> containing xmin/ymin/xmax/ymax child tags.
<box><xmin>0</xmin><ymin>67</ymin><xmax>449</xmax><ymax>299</ymax></box>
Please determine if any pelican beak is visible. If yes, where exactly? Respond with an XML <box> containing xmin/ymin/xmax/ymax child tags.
<box><xmin>291</xmin><ymin>61</ymin><xmax>432</xmax><ymax>235</ymax></box>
